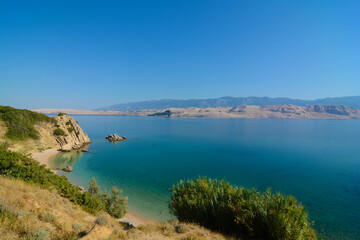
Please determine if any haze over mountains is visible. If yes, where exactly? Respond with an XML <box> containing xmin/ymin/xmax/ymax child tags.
<box><xmin>97</xmin><ymin>96</ymin><xmax>360</xmax><ymax>111</ymax></box>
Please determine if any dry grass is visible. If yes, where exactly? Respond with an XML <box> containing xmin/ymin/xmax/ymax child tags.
<box><xmin>126</xmin><ymin>221</ymin><xmax>231</xmax><ymax>240</ymax></box>
<box><xmin>0</xmin><ymin>176</ymin><xmax>232</xmax><ymax>240</ymax></box>
<box><xmin>0</xmin><ymin>176</ymin><xmax>122</xmax><ymax>240</ymax></box>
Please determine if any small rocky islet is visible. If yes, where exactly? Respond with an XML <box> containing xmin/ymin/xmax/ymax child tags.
<box><xmin>105</xmin><ymin>133</ymin><xmax>128</xmax><ymax>142</ymax></box>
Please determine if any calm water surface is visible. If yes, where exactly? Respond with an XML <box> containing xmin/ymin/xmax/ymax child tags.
<box><xmin>50</xmin><ymin>116</ymin><xmax>360</xmax><ymax>240</ymax></box>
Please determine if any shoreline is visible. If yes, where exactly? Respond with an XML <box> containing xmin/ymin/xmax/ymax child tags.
<box><xmin>32</xmin><ymin>148</ymin><xmax>60</xmax><ymax>169</ymax></box>
<box><xmin>31</xmin><ymin>148</ymin><xmax>153</xmax><ymax>227</ymax></box>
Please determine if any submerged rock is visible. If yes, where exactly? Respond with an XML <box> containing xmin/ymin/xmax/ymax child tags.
<box><xmin>62</xmin><ymin>165</ymin><xmax>73</xmax><ymax>172</ymax></box>
<box><xmin>105</xmin><ymin>134</ymin><xmax>127</xmax><ymax>142</ymax></box>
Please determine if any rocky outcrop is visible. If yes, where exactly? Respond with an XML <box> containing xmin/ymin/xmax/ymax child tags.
<box><xmin>78</xmin><ymin>185</ymin><xmax>86</xmax><ymax>193</ymax></box>
<box><xmin>105</xmin><ymin>134</ymin><xmax>127</xmax><ymax>142</ymax></box>
<box><xmin>305</xmin><ymin>105</ymin><xmax>357</xmax><ymax>116</ymax></box>
<box><xmin>53</xmin><ymin>114</ymin><xmax>91</xmax><ymax>151</ymax></box>
<box><xmin>62</xmin><ymin>165</ymin><xmax>73</xmax><ymax>172</ymax></box>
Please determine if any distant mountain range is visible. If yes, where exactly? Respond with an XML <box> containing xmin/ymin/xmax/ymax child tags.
<box><xmin>97</xmin><ymin>96</ymin><xmax>360</xmax><ymax>111</ymax></box>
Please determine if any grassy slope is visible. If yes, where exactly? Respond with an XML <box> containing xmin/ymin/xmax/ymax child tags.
<box><xmin>0</xmin><ymin>106</ymin><xmax>229</xmax><ymax>240</ymax></box>
<box><xmin>0</xmin><ymin>177</ymin><xmax>229</xmax><ymax>240</ymax></box>
<box><xmin>0</xmin><ymin>106</ymin><xmax>56</xmax><ymax>141</ymax></box>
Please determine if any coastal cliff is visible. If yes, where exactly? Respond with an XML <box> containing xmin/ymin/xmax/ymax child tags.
<box><xmin>0</xmin><ymin>106</ymin><xmax>91</xmax><ymax>154</ymax></box>
<box><xmin>53</xmin><ymin>114</ymin><xmax>91</xmax><ymax>151</ymax></box>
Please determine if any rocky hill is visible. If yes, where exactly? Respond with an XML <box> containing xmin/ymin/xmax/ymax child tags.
<box><xmin>52</xmin><ymin>113</ymin><xmax>91</xmax><ymax>151</ymax></box>
<box><xmin>35</xmin><ymin>104</ymin><xmax>360</xmax><ymax>119</ymax></box>
<box><xmin>97</xmin><ymin>96</ymin><xmax>360</xmax><ymax>111</ymax></box>
<box><xmin>96</xmin><ymin>104</ymin><xmax>360</xmax><ymax>119</ymax></box>
<box><xmin>0</xmin><ymin>106</ymin><xmax>91</xmax><ymax>154</ymax></box>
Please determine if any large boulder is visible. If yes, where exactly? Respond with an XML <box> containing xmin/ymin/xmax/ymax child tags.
<box><xmin>62</xmin><ymin>165</ymin><xmax>73</xmax><ymax>172</ymax></box>
<box><xmin>105</xmin><ymin>134</ymin><xmax>127</xmax><ymax>142</ymax></box>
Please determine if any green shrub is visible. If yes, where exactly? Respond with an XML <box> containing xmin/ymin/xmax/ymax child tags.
<box><xmin>53</xmin><ymin>128</ymin><xmax>66</xmax><ymax>136</ymax></box>
<box><xmin>175</xmin><ymin>224</ymin><xmax>189</xmax><ymax>233</ymax></box>
<box><xmin>169</xmin><ymin>177</ymin><xmax>317</xmax><ymax>240</ymax></box>
<box><xmin>0</xmin><ymin>106</ymin><xmax>56</xmax><ymax>141</ymax></box>
<box><xmin>67</xmin><ymin>127</ymin><xmax>74</xmax><ymax>133</ymax></box>
<box><xmin>88</xmin><ymin>178</ymin><xmax>127</xmax><ymax>218</ymax></box>
<box><xmin>57</xmin><ymin>113</ymin><xmax>66</xmax><ymax>116</ymax></box>
<box><xmin>27</xmin><ymin>228</ymin><xmax>50</xmax><ymax>240</ymax></box>
<box><xmin>0</xmin><ymin>145</ymin><xmax>103</xmax><ymax>214</ymax></box>
<box><xmin>95</xmin><ymin>213</ymin><xmax>110</xmax><ymax>226</ymax></box>
<box><xmin>65</xmin><ymin>121</ymin><xmax>71</xmax><ymax>125</ymax></box>
<box><xmin>39</xmin><ymin>213</ymin><xmax>57</xmax><ymax>223</ymax></box>
<box><xmin>107</xmin><ymin>187</ymin><xmax>127</xmax><ymax>218</ymax></box>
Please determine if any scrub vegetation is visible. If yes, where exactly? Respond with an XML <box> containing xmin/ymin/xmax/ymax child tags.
<box><xmin>0</xmin><ymin>106</ymin><xmax>56</xmax><ymax>141</ymax></box>
<box><xmin>0</xmin><ymin>145</ymin><xmax>127</xmax><ymax>218</ymax></box>
<box><xmin>53</xmin><ymin>128</ymin><xmax>66</xmax><ymax>136</ymax></box>
<box><xmin>170</xmin><ymin>177</ymin><xmax>317</xmax><ymax>240</ymax></box>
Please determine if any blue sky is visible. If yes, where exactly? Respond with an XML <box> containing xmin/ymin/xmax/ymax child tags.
<box><xmin>0</xmin><ymin>0</ymin><xmax>359</xmax><ymax>109</ymax></box>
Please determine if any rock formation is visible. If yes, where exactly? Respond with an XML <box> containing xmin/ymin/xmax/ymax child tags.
<box><xmin>105</xmin><ymin>134</ymin><xmax>127</xmax><ymax>142</ymax></box>
<box><xmin>53</xmin><ymin>114</ymin><xmax>92</xmax><ymax>151</ymax></box>
<box><xmin>62</xmin><ymin>165</ymin><xmax>73</xmax><ymax>172</ymax></box>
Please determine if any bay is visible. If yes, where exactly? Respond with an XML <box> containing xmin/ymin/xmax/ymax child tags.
<box><xmin>50</xmin><ymin>116</ymin><xmax>360</xmax><ymax>239</ymax></box>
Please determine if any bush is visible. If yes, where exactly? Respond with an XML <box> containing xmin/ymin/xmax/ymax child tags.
<box><xmin>53</xmin><ymin>128</ymin><xmax>66</xmax><ymax>136</ymax></box>
<box><xmin>95</xmin><ymin>213</ymin><xmax>110</xmax><ymax>226</ymax></box>
<box><xmin>28</xmin><ymin>229</ymin><xmax>50</xmax><ymax>240</ymax></box>
<box><xmin>169</xmin><ymin>177</ymin><xmax>317</xmax><ymax>240</ymax></box>
<box><xmin>67</xmin><ymin>127</ymin><xmax>74</xmax><ymax>133</ymax></box>
<box><xmin>88</xmin><ymin>178</ymin><xmax>127</xmax><ymax>218</ymax></box>
<box><xmin>175</xmin><ymin>224</ymin><xmax>189</xmax><ymax>233</ymax></box>
<box><xmin>57</xmin><ymin>113</ymin><xmax>66</xmax><ymax>116</ymax></box>
<box><xmin>65</xmin><ymin>121</ymin><xmax>71</xmax><ymax>125</ymax></box>
<box><xmin>0</xmin><ymin>145</ymin><xmax>103</xmax><ymax>214</ymax></box>
<box><xmin>72</xmin><ymin>223</ymin><xmax>82</xmax><ymax>232</ymax></box>
<box><xmin>0</xmin><ymin>106</ymin><xmax>56</xmax><ymax>141</ymax></box>
<box><xmin>88</xmin><ymin>177</ymin><xmax>100</xmax><ymax>195</ymax></box>
<box><xmin>39</xmin><ymin>213</ymin><xmax>57</xmax><ymax>223</ymax></box>
<box><xmin>107</xmin><ymin>187</ymin><xmax>127</xmax><ymax>218</ymax></box>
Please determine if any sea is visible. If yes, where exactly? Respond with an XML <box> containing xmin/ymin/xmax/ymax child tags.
<box><xmin>49</xmin><ymin>115</ymin><xmax>360</xmax><ymax>240</ymax></box>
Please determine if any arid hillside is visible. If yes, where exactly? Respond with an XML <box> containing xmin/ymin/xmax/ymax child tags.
<box><xmin>0</xmin><ymin>176</ymin><xmax>228</xmax><ymax>240</ymax></box>
<box><xmin>35</xmin><ymin>104</ymin><xmax>360</xmax><ymax>119</ymax></box>
<box><xmin>0</xmin><ymin>106</ymin><xmax>91</xmax><ymax>154</ymax></box>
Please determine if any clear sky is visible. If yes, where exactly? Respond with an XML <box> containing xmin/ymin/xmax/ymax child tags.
<box><xmin>0</xmin><ymin>0</ymin><xmax>359</xmax><ymax>109</ymax></box>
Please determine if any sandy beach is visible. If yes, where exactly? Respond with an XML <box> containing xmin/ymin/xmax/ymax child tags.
<box><xmin>119</xmin><ymin>212</ymin><xmax>153</xmax><ymax>227</ymax></box>
<box><xmin>32</xmin><ymin>148</ymin><xmax>60</xmax><ymax>169</ymax></box>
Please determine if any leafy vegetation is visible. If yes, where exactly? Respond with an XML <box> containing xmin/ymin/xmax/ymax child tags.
<box><xmin>170</xmin><ymin>177</ymin><xmax>317</xmax><ymax>240</ymax></box>
<box><xmin>0</xmin><ymin>176</ymin><xmax>125</xmax><ymax>240</ymax></box>
<box><xmin>57</xmin><ymin>113</ymin><xmax>66</xmax><ymax>116</ymax></box>
<box><xmin>149</xmin><ymin>110</ymin><xmax>172</xmax><ymax>116</ymax></box>
<box><xmin>0</xmin><ymin>145</ymin><xmax>128</xmax><ymax>218</ymax></box>
<box><xmin>67</xmin><ymin>127</ymin><xmax>74</xmax><ymax>133</ymax></box>
<box><xmin>53</xmin><ymin>128</ymin><xmax>66</xmax><ymax>136</ymax></box>
<box><xmin>65</xmin><ymin>120</ymin><xmax>71</xmax><ymax>125</ymax></box>
<box><xmin>0</xmin><ymin>145</ymin><xmax>103</xmax><ymax>213</ymax></box>
<box><xmin>0</xmin><ymin>106</ymin><xmax>56</xmax><ymax>141</ymax></box>
<box><xmin>88</xmin><ymin>177</ymin><xmax>128</xmax><ymax>218</ymax></box>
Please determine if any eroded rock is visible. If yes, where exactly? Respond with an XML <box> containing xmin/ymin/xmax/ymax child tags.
<box><xmin>62</xmin><ymin>165</ymin><xmax>73</xmax><ymax>172</ymax></box>
<box><xmin>105</xmin><ymin>134</ymin><xmax>127</xmax><ymax>142</ymax></box>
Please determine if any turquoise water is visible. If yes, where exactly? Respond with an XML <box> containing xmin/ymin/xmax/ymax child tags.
<box><xmin>50</xmin><ymin>116</ymin><xmax>360</xmax><ymax>239</ymax></box>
